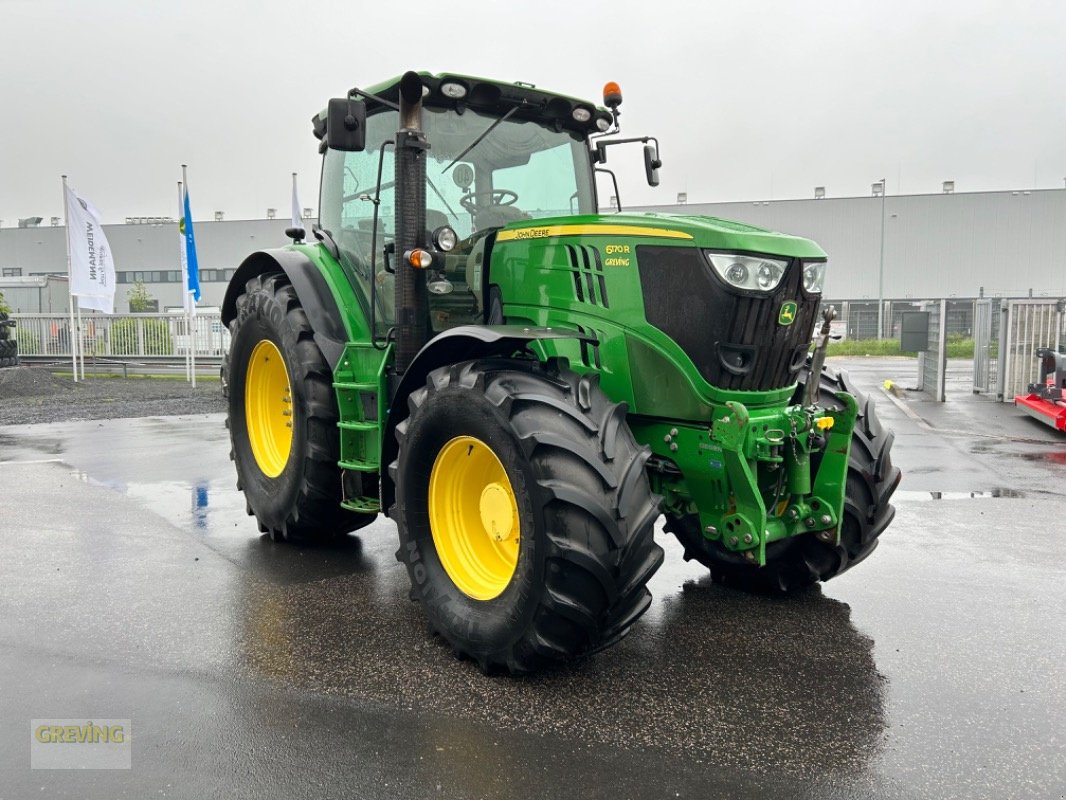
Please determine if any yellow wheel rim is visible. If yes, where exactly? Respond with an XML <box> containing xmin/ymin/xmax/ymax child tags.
<box><xmin>428</xmin><ymin>435</ymin><xmax>520</xmax><ymax>600</ymax></box>
<box><xmin>245</xmin><ymin>339</ymin><xmax>293</xmax><ymax>478</ymax></box>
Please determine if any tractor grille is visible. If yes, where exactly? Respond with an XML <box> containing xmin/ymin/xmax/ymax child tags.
<box><xmin>564</xmin><ymin>244</ymin><xmax>610</xmax><ymax>308</ymax></box>
<box><xmin>636</xmin><ymin>245</ymin><xmax>818</xmax><ymax>391</ymax></box>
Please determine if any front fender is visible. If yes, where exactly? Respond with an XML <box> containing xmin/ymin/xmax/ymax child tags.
<box><xmin>380</xmin><ymin>325</ymin><xmax>595</xmax><ymax>514</ymax></box>
<box><xmin>222</xmin><ymin>249</ymin><xmax>350</xmax><ymax>369</ymax></box>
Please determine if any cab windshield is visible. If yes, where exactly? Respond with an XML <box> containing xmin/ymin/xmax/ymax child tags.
<box><xmin>320</xmin><ymin>106</ymin><xmax>595</xmax><ymax>329</ymax></box>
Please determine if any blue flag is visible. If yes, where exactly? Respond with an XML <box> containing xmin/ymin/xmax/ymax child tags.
<box><xmin>181</xmin><ymin>188</ymin><xmax>201</xmax><ymax>301</ymax></box>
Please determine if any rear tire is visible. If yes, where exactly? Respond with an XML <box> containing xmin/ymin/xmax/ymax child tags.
<box><xmin>392</xmin><ymin>359</ymin><xmax>664</xmax><ymax>674</ymax></box>
<box><xmin>0</xmin><ymin>338</ymin><xmax>17</xmax><ymax>367</ymax></box>
<box><xmin>666</xmin><ymin>366</ymin><xmax>900</xmax><ymax>592</ymax></box>
<box><xmin>227</xmin><ymin>271</ymin><xmax>374</xmax><ymax>542</ymax></box>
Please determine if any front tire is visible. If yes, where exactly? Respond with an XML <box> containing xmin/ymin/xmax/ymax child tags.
<box><xmin>666</xmin><ymin>366</ymin><xmax>901</xmax><ymax>592</ymax></box>
<box><xmin>227</xmin><ymin>271</ymin><xmax>373</xmax><ymax>542</ymax></box>
<box><xmin>392</xmin><ymin>359</ymin><xmax>664</xmax><ymax>674</ymax></box>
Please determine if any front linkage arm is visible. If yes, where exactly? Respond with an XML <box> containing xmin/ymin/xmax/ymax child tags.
<box><xmin>709</xmin><ymin>394</ymin><xmax>855</xmax><ymax>566</ymax></box>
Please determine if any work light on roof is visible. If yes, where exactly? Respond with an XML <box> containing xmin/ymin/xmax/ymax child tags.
<box><xmin>440</xmin><ymin>81</ymin><xmax>467</xmax><ymax>100</ymax></box>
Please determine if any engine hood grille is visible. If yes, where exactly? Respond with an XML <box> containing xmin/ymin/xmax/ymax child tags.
<box><xmin>636</xmin><ymin>245</ymin><xmax>819</xmax><ymax>392</ymax></box>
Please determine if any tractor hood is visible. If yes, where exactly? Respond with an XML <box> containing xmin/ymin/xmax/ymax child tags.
<box><xmin>496</xmin><ymin>213</ymin><xmax>826</xmax><ymax>259</ymax></box>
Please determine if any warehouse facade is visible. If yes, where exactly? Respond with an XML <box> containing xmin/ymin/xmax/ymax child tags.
<box><xmin>2</xmin><ymin>188</ymin><xmax>1063</xmax><ymax>316</ymax></box>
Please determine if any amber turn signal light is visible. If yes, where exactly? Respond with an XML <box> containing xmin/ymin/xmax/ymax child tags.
<box><xmin>405</xmin><ymin>248</ymin><xmax>433</xmax><ymax>269</ymax></box>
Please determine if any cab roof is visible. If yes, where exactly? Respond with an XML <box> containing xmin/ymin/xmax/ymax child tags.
<box><xmin>313</xmin><ymin>71</ymin><xmax>612</xmax><ymax>141</ymax></box>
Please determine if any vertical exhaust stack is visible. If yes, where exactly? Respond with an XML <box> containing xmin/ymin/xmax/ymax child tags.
<box><xmin>394</xmin><ymin>71</ymin><xmax>430</xmax><ymax>375</ymax></box>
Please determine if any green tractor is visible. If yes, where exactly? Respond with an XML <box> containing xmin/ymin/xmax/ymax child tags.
<box><xmin>222</xmin><ymin>71</ymin><xmax>900</xmax><ymax>673</ymax></box>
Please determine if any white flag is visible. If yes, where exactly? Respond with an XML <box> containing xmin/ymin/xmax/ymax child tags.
<box><xmin>291</xmin><ymin>173</ymin><xmax>302</xmax><ymax>229</ymax></box>
<box><xmin>64</xmin><ymin>184</ymin><xmax>116</xmax><ymax>314</ymax></box>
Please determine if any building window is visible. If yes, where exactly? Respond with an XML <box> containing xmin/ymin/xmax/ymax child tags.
<box><xmin>2</xmin><ymin>267</ymin><xmax>22</xmax><ymax>277</ymax></box>
<box><xmin>113</xmin><ymin>269</ymin><xmax>210</xmax><ymax>284</ymax></box>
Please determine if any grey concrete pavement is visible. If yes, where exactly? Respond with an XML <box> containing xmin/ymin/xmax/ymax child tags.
<box><xmin>0</xmin><ymin>357</ymin><xmax>1063</xmax><ymax>799</ymax></box>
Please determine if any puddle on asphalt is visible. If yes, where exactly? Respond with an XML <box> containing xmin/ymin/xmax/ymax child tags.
<box><xmin>895</xmin><ymin>488</ymin><xmax>1027</xmax><ymax>501</ymax></box>
<box><xmin>1004</xmin><ymin>450</ymin><xmax>1066</xmax><ymax>465</ymax></box>
<box><xmin>968</xmin><ymin>441</ymin><xmax>1066</xmax><ymax>465</ymax></box>
<box><xmin>0</xmin><ymin>432</ymin><xmax>66</xmax><ymax>459</ymax></box>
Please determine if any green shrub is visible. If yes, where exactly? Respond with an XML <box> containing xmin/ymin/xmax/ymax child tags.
<box><xmin>822</xmin><ymin>337</ymin><xmax>975</xmax><ymax>358</ymax></box>
<box><xmin>946</xmin><ymin>338</ymin><xmax>975</xmax><ymax>358</ymax></box>
<box><xmin>111</xmin><ymin>318</ymin><xmax>173</xmax><ymax>355</ymax></box>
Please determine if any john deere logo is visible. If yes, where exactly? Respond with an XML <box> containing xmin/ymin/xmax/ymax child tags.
<box><xmin>778</xmin><ymin>301</ymin><xmax>798</xmax><ymax>326</ymax></box>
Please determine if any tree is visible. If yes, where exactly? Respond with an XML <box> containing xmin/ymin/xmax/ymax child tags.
<box><xmin>127</xmin><ymin>280</ymin><xmax>156</xmax><ymax>312</ymax></box>
<box><xmin>0</xmin><ymin>290</ymin><xmax>10</xmax><ymax>314</ymax></box>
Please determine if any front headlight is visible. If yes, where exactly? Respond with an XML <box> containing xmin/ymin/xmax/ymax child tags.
<box><xmin>802</xmin><ymin>261</ymin><xmax>827</xmax><ymax>293</ymax></box>
<box><xmin>706</xmin><ymin>252</ymin><xmax>789</xmax><ymax>292</ymax></box>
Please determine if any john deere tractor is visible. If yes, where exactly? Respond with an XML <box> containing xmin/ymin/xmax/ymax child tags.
<box><xmin>223</xmin><ymin>71</ymin><xmax>900</xmax><ymax>674</ymax></box>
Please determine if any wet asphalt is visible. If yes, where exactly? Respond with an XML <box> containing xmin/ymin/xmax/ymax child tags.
<box><xmin>0</xmin><ymin>357</ymin><xmax>1063</xmax><ymax>799</ymax></box>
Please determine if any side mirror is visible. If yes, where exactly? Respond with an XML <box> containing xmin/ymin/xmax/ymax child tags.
<box><xmin>326</xmin><ymin>98</ymin><xmax>367</xmax><ymax>152</ymax></box>
<box><xmin>643</xmin><ymin>144</ymin><xmax>661</xmax><ymax>187</ymax></box>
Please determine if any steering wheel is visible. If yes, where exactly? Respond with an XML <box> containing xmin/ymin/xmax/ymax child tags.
<box><xmin>460</xmin><ymin>189</ymin><xmax>519</xmax><ymax>214</ymax></box>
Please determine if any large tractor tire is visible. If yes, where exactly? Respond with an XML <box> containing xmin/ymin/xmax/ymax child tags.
<box><xmin>392</xmin><ymin>359</ymin><xmax>664</xmax><ymax>674</ymax></box>
<box><xmin>0</xmin><ymin>337</ymin><xmax>17</xmax><ymax>367</ymax></box>
<box><xmin>226</xmin><ymin>271</ymin><xmax>374</xmax><ymax>542</ymax></box>
<box><xmin>666</xmin><ymin>366</ymin><xmax>900</xmax><ymax>593</ymax></box>
<box><xmin>0</xmin><ymin>311</ymin><xmax>12</xmax><ymax>364</ymax></box>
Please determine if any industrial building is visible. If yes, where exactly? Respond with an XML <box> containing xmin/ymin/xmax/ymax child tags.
<box><xmin>3</xmin><ymin>187</ymin><xmax>1064</xmax><ymax>333</ymax></box>
<box><xmin>0</xmin><ymin>217</ymin><xmax>290</xmax><ymax>313</ymax></box>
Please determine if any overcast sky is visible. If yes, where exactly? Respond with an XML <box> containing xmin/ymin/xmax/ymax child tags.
<box><xmin>2</xmin><ymin>0</ymin><xmax>1064</xmax><ymax>225</ymax></box>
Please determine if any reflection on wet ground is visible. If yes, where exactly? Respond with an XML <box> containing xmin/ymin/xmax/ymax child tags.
<box><xmin>895</xmin><ymin>488</ymin><xmax>1031</xmax><ymax>500</ymax></box>
<box><xmin>969</xmin><ymin>438</ymin><xmax>1066</xmax><ymax>466</ymax></box>
<box><xmin>3</xmin><ymin>366</ymin><xmax>1066</xmax><ymax>798</ymax></box>
<box><xmin>239</xmin><ymin>540</ymin><xmax>885</xmax><ymax>776</ymax></box>
<box><xmin>0</xmin><ymin>415</ymin><xmax>889</xmax><ymax>785</ymax></box>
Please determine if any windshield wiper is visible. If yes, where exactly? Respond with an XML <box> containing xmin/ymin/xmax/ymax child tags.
<box><xmin>442</xmin><ymin>105</ymin><xmax>521</xmax><ymax>173</ymax></box>
<box><xmin>427</xmin><ymin>175</ymin><xmax>461</xmax><ymax>221</ymax></box>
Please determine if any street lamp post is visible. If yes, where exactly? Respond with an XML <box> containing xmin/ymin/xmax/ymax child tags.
<box><xmin>877</xmin><ymin>178</ymin><xmax>887</xmax><ymax>339</ymax></box>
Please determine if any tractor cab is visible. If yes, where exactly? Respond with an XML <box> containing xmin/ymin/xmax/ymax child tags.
<box><xmin>316</xmin><ymin>74</ymin><xmax>607</xmax><ymax>333</ymax></box>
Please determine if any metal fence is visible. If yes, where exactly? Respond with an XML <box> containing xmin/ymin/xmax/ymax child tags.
<box><xmin>972</xmin><ymin>299</ymin><xmax>1000</xmax><ymax>394</ymax></box>
<box><xmin>825</xmin><ymin>299</ymin><xmax>976</xmax><ymax>340</ymax></box>
<box><xmin>1000</xmin><ymin>300</ymin><xmax>1063</xmax><ymax>401</ymax></box>
<box><xmin>11</xmin><ymin>312</ymin><xmax>229</xmax><ymax>360</ymax></box>
<box><xmin>915</xmin><ymin>300</ymin><xmax>948</xmax><ymax>401</ymax></box>
<box><xmin>971</xmin><ymin>298</ymin><xmax>1064</xmax><ymax>400</ymax></box>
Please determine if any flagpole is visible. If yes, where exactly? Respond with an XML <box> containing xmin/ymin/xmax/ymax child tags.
<box><xmin>190</xmin><ymin>303</ymin><xmax>197</xmax><ymax>388</ymax></box>
<box><xmin>182</xmin><ymin>165</ymin><xmax>196</xmax><ymax>389</ymax></box>
<box><xmin>61</xmin><ymin>175</ymin><xmax>78</xmax><ymax>382</ymax></box>
<box><xmin>76</xmin><ymin>300</ymin><xmax>85</xmax><ymax>380</ymax></box>
<box><xmin>178</xmin><ymin>180</ymin><xmax>191</xmax><ymax>383</ymax></box>
<box><xmin>292</xmin><ymin>171</ymin><xmax>299</xmax><ymax>228</ymax></box>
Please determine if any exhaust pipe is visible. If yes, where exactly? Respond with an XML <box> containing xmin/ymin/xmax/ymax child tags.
<box><xmin>394</xmin><ymin>71</ymin><xmax>429</xmax><ymax>375</ymax></box>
